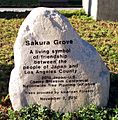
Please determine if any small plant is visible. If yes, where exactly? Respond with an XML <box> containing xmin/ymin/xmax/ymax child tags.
<box><xmin>8</xmin><ymin>104</ymin><xmax>62</xmax><ymax>120</ymax></box>
<box><xmin>4</xmin><ymin>104</ymin><xmax>118</xmax><ymax>120</ymax></box>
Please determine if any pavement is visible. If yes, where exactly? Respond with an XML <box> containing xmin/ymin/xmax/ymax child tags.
<box><xmin>0</xmin><ymin>8</ymin><xmax>81</xmax><ymax>12</ymax></box>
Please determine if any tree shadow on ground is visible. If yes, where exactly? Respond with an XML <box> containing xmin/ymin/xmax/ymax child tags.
<box><xmin>108</xmin><ymin>72</ymin><xmax>118</xmax><ymax>107</ymax></box>
<box><xmin>0</xmin><ymin>62</ymin><xmax>118</xmax><ymax>107</ymax></box>
<box><xmin>0</xmin><ymin>63</ymin><xmax>13</xmax><ymax>98</ymax></box>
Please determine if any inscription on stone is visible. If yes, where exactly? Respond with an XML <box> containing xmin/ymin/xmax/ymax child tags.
<box><xmin>23</xmin><ymin>38</ymin><xmax>96</xmax><ymax>102</ymax></box>
<box><xmin>9</xmin><ymin>7</ymin><xmax>110</xmax><ymax>113</ymax></box>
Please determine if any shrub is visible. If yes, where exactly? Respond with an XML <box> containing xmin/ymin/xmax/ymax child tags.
<box><xmin>6</xmin><ymin>104</ymin><xmax>118</xmax><ymax>120</ymax></box>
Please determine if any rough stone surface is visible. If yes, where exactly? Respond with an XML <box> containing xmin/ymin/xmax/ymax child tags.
<box><xmin>83</xmin><ymin>0</ymin><xmax>118</xmax><ymax>21</ymax></box>
<box><xmin>9</xmin><ymin>7</ymin><xmax>110</xmax><ymax>113</ymax></box>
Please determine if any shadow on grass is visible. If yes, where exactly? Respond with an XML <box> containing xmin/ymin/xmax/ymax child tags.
<box><xmin>108</xmin><ymin>72</ymin><xmax>118</xmax><ymax>107</ymax></box>
<box><xmin>0</xmin><ymin>62</ymin><xmax>118</xmax><ymax>107</ymax></box>
<box><xmin>0</xmin><ymin>11</ymin><xmax>29</xmax><ymax>19</ymax></box>
<box><xmin>0</xmin><ymin>63</ymin><xmax>13</xmax><ymax>98</ymax></box>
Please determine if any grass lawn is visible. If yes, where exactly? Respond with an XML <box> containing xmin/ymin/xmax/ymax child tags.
<box><xmin>0</xmin><ymin>9</ymin><xmax>118</xmax><ymax>119</ymax></box>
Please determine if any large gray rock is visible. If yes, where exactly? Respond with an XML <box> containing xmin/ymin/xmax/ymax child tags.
<box><xmin>9</xmin><ymin>7</ymin><xmax>110</xmax><ymax>113</ymax></box>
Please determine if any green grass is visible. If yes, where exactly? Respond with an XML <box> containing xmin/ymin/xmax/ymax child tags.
<box><xmin>0</xmin><ymin>9</ymin><xmax>118</xmax><ymax>119</ymax></box>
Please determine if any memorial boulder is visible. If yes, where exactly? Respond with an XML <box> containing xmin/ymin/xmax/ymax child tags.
<box><xmin>9</xmin><ymin>7</ymin><xmax>110</xmax><ymax>113</ymax></box>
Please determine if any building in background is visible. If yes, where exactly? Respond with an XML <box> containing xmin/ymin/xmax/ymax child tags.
<box><xmin>39</xmin><ymin>0</ymin><xmax>82</xmax><ymax>7</ymax></box>
<box><xmin>0</xmin><ymin>0</ymin><xmax>82</xmax><ymax>8</ymax></box>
